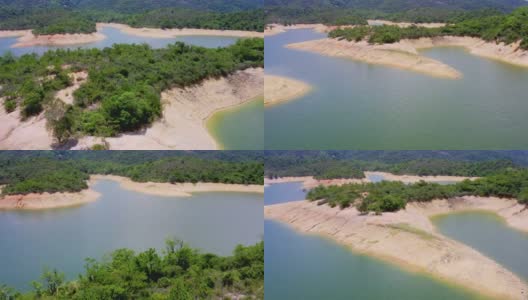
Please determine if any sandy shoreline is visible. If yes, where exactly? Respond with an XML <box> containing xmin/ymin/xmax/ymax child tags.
<box><xmin>367</xmin><ymin>19</ymin><xmax>446</xmax><ymax>28</ymax></box>
<box><xmin>0</xmin><ymin>23</ymin><xmax>262</xmax><ymax>49</ymax></box>
<box><xmin>92</xmin><ymin>175</ymin><xmax>264</xmax><ymax>197</ymax></box>
<box><xmin>0</xmin><ymin>68</ymin><xmax>263</xmax><ymax>150</ymax></box>
<box><xmin>286</xmin><ymin>38</ymin><xmax>462</xmax><ymax>79</ymax></box>
<box><xmin>73</xmin><ymin>67</ymin><xmax>263</xmax><ymax>150</ymax></box>
<box><xmin>265</xmin><ymin>197</ymin><xmax>528</xmax><ymax>299</ymax></box>
<box><xmin>264</xmin><ymin>172</ymin><xmax>476</xmax><ymax>189</ymax></box>
<box><xmin>264</xmin><ymin>75</ymin><xmax>312</xmax><ymax>106</ymax></box>
<box><xmin>0</xmin><ymin>175</ymin><xmax>263</xmax><ymax>210</ymax></box>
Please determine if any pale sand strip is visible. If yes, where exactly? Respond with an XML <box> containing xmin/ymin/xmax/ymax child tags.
<box><xmin>92</xmin><ymin>175</ymin><xmax>264</xmax><ymax>197</ymax></box>
<box><xmin>97</xmin><ymin>23</ymin><xmax>263</xmax><ymax>38</ymax></box>
<box><xmin>367</xmin><ymin>20</ymin><xmax>446</xmax><ymax>28</ymax></box>
<box><xmin>286</xmin><ymin>38</ymin><xmax>462</xmax><ymax>79</ymax></box>
<box><xmin>264</xmin><ymin>173</ymin><xmax>476</xmax><ymax>189</ymax></box>
<box><xmin>12</xmin><ymin>32</ymin><xmax>106</xmax><ymax>48</ymax></box>
<box><xmin>74</xmin><ymin>67</ymin><xmax>263</xmax><ymax>150</ymax></box>
<box><xmin>0</xmin><ymin>175</ymin><xmax>263</xmax><ymax>210</ymax></box>
<box><xmin>264</xmin><ymin>75</ymin><xmax>312</xmax><ymax>106</ymax></box>
<box><xmin>265</xmin><ymin>198</ymin><xmax>528</xmax><ymax>300</ymax></box>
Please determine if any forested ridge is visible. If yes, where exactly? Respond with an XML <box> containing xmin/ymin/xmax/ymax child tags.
<box><xmin>0</xmin><ymin>240</ymin><xmax>264</xmax><ymax>299</ymax></box>
<box><xmin>328</xmin><ymin>7</ymin><xmax>528</xmax><ymax>49</ymax></box>
<box><xmin>265</xmin><ymin>151</ymin><xmax>524</xmax><ymax>179</ymax></box>
<box><xmin>0</xmin><ymin>151</ymin><xmax>264</xmax><ymax>195</ymax></box>
<box><xmin>307</xmin><ymin>169</ymin><xmax>528</xmax><ymax>213</ymax></box>
<box><xmin>0</xmin><ymin>38</ymin><xmax>263</xmax><ymax>141</ymax></box>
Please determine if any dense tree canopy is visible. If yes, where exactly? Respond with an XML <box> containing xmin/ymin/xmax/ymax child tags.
<box><xmin>0</xmin><ymin>151</ymin><xmax>263</xmax><ymax>195</ymax></box>
<box><xmin>2</xmin><ymin>240</ymin><xmax>264</xmax><ymax>299</ymax></box>
<box><xmin>328</xmin><ymin>7</ymin><xmax>528</xmax><ymax>49</ymax></box>
<box><xmin>265</xmin><ymin>151</ymin><xmax>519</xmax><ymax>179</ymax></box>
<box><xmin>0</xmin><ymin>38</ymin><xmax>263</xmax><ymax>140</ymax></box>
<box><xmin>307</xmin><ymin>169</ymin><xmax>528</xmax><ymax>212</ymax></box>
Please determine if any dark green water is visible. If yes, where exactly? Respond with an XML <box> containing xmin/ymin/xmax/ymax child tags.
<box><xmin>265</xmin><ymin>29</ymin><xmax>528</xmax><ymax>149</ymax></box>
<box><xmin>0</xmin><ymin>179</ymin><xmax>263</xmax><ymax>291</ymax></box>
<box><xmin>0</xmin><ymin>26</ymin><xmax>239</xmax><ymax>56</ymax></box>
<box><xmin>206</xmin><ymin>97</ymin><xmax>264</xmax><ymax>150</ymax></box>
<box><xmin>433</xmin><ymin>211</ymin><xmax>528</xmax><ymax>281</ymax></box>
<box><xmin>264</xmin><ymin>183</ymin><xmax>484</xmax><ymax>299</ymax></box>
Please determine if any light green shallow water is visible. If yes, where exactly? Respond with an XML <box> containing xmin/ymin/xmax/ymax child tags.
<box><xmin>206</xmin><ymin>97</ymin><xmax>264</xmax><ymax>150</ymax></box>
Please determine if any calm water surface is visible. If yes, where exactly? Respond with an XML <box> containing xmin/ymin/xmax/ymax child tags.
<box><xmin>264</xmin><ymin>183</ymin><xmax>485</xmax><ymax>299</ymax></box>
<box><xmin>433</xmin><ymin>211</ymin><xmax>528</xmax><ymax>281</ymax></box>
<box><xmin>265</xmin><ymin>29</ymin><xmax>528</xmax><ymax>149</ymax></box>
<box><xmin>0</xmin><ymin>179</ymin><xmax>263</xmax><ymax>290</ymax></box>
<box><xmin>0</xmin><ymin>26</ymin><xmax>239</xmax><ymax>56</ymax></box>
<box><xmin>206</xmin><ymin>97</ymin><xmax>264</xmax><ymax>150</ymax></box>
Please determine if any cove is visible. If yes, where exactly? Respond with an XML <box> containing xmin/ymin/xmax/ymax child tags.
<box><xmin>264</xmin><ymin>29</ymin><xmax>528</xmax><ymax>149</ymax></box>
<box><xmin>0</xmin><ymin>179</ymin><xmax>263</xmax><ymax>291</ymax></box>
<box><xmin>206</xmin><ymin>97</ymin><xmax>264</xmax><ymax>150</ymax></box>
<box><xmin>264</xmin><ymin>183</ymin><xmax>487</xmax><ymax>300</ymax></box>
<box><xmin>0</xmin><ymin>26</ymin><xmax>239</xmax><ymax>56</ymax></box>
<box><xmin>432</xmin><ymin>211</ymin><xmax>528</xmax><ymax>281</ymax></box>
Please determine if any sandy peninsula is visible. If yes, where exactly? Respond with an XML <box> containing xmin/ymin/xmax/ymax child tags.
<box><xmin>98</xmin><ymin>23</ymin><xmax>262</xmax><ymax>38</ymax></box>
<box><xmin>265</xmin><ymin>197</ymin><xmax>528</xmax><ymax>300</ymax></box>
<box><xmin>286</xmin><ymin>38</ymin><xmax>462</xmax><ymax>79</ymax></box>
<box><xmin>367</xmin><ymin>20</ymin><xmax>446</xmax><ymax>28</ymax></box>
<box><xmin>10</xmin><ymin>31</ymin><xmax>106</xmax><ymax>48</ymax></box>
<box><xmin>73</xmin><ymin>67</ymin><xmax>263</xmax><ymax>150</ymax></box>
<box><xmin>264</xmin><ymin>75</ymin><xmax>312</xmax><ymax>106</ymax></box>
<box><xmin>92</xmin><ymin>175</ymin><xmax>264</xmax><ymax>197</ymax></box>
<box><xmin>265</xmin><ymin>23</ymin><xmax>330</xmax><ymax>36</ymax></box>
<box><xmin>364</xmin><ymin>171</ymin><xmax>478</xmax><ymax>183</ymax></box>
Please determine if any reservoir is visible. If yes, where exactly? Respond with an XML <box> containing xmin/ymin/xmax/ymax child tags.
<box><xmin>0</xmin><ymin>25</ymin><xmax>239</xmax><ymax>56</ymax></box>
<box><xmin>265</xmin><ymin>29</ymin><xmax>528</xmax><ymax>149</ymax></box>
<box><xmin>0</xmin><ymin>179</ymin><xmax>263</xmax><ymax>291</ymax></box>
<box><xmin>433</xmin><ymin>211</ymin><xmax>528</xmax><ymax>281</ymax></box>
<box><xmin>265</xmin><ymin>183</ymin><xmax>486</xmax><ymax>299</ymax></box>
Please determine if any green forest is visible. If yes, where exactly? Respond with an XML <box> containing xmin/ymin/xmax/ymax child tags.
<box><xmin>0</xmin><ymin>0</ymin><xmax>263</xmax><ymax>34</ymax></box>
<box><xmin>0</xmin><ymin>151</ymin><xmax>263</xmax><ymax>195</ymax></box>
<box><xmin>265</xmin><ymin>151</ymin><xmax>520</xmax><ymax>179</ymax></box>
<box><xmin>1</xmin><ymin>240</ymin><xmax>264</xmax><ymax>300</ymax></box>
<box><xmin>328</xmin><ymin>7</ymin><xmax>528</xmax><ymax>49</ymax></box>
<box><xmin>0</xmin><ymin>37</ymin><xmax>263</xmax><ymax>141</ymax></box>
<box><xmin>307</xmin><ymin>169</ymin><xmax>528</xmax><ymax>213</ymax></box>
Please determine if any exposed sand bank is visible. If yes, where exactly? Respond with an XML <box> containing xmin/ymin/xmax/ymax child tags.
<box><xmin>11</xmin><ymin>31</ymin><xmax>105</xmax><ymax>48</ymax></box>
<box><xmin>364</xmin><ymin>171</ymin><xmax>478</xmax><ymax>184</ymax></box>
<box><xmin>0</xmin><ymin>68</ymin><xmax>263</xmax><ymax>150</ymax></box>
<box><xmin>98</xmin><ymin>23</ymin><xmax>263</xmax><ymax>38</ymax></box>
<box><xmin>264</xmin><ymin>75</ymin><xmax>312</xmax><ymax>106</ymax></box>
<box><xmin>91</xmin><ymin>175</ymin><xmax>264</xmax><ymax>197</ymax></box>
<box><xmin>55</xmin><ymin>71</ymin><xmax>88</xmax><ymax>105</ymax></box>
<box><xmin>405</xmin><ymin>36</ymin><xmax>528</xmax><ymax>69</ymax></box>
<box><xmin>265</xmin><ymin>23</ymin><xmax>330</xmax><ymax>36</ymax></box>
<box><xmin>0</xmin><ymin>98</ymin><xmax>54</xmax><ymax>150</ymax></box>
<box><xmin>0</xmin><ymin>183</ymin><xmax>100</xmax><ymax>210</ymax></box>
<box><xmin>73</xmin><ymin>67</ymin><xmax>263</xmax><ymax>150</ymax></box>
<box><xmin>265</xmin><ymin>197</ymin><xmax>528</xmax><ymax>300</ymax></box>
<box><xmin>265</xmin><ymin>172</ymin><xmax>476</xmax><ymax>189</ymax></box>
<box><xmin>367</xmin><ymin>19</ymin><xmax>446</xmax><ymax>28</ymax></box>
<box><xmin>286</xmin><ymin>38</ymin><xmax>462</xmax><ymax>79</ymax></box>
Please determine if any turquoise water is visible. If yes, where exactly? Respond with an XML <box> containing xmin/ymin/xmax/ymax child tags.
<box><xmin>0</xmin><ymin>179</ymin><xmax>263</xmax><ymax>291</ymax></box>
<box><xmin>265</xmin><ymin>29</ymin><xmax>528</xmax><ymax>149</ymax></box>
<box><xmin>264</xmin><ymin>183</ymin><xmax>484</xmax><ymax>299</ymax></box>
<box><xmin>0</xmin><ymin>26</ymin><xmax>239</xmax><ymax>56</ymax></box>
<box><xmin>433</xmin><ymin>211</ymin><xmax>528</xmax><ymax>281</ymax></box>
